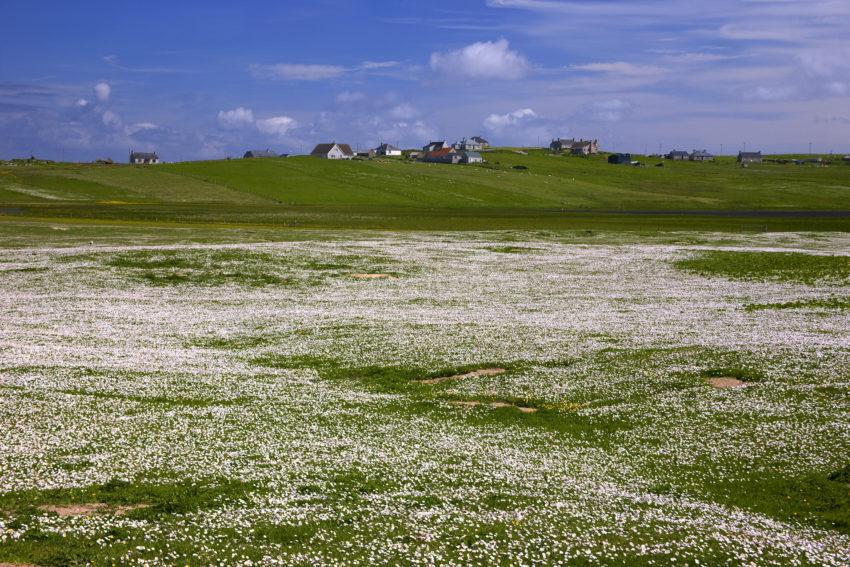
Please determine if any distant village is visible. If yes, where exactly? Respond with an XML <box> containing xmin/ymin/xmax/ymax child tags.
<box><xmin>13</xmin><ymin>140</ymin><xmax>848</xmax><ymax>168</ymax></box>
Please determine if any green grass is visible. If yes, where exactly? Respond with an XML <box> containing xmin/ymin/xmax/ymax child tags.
<box><xmin>744</xmin><ymin>296</ymin><xmax>850</xmax><ymax>311</ymax></box>
<box><xmin>87</xmin><ymin>248</ymin><xmax>404</xmax><ymax>287</ymax></box>
<box><xmin>0</xmin><ymin>478</ymin><xmax>257</xmax><ymax>567</ymax></box>
<box><xmin>675</xmin><ymin>250</ymin><xmax>850</xmax><ymax>284</ymax></box>
<box><xmin>2</xmin><ymin>151</ymin><xmax>849</xmax><ymax>232</ymax></box>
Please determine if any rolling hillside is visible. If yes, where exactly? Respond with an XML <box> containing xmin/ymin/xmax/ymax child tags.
<box><xmin>1</xmin><ymin>150</ymin><xmax>849</xmax><ymax>231</ymax></box>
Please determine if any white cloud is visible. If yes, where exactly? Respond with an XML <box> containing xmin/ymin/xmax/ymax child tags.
<box><xmin>430</xmin><ymin>39</ymin><xmax>530</xmax><ymax>80</ymax></box>
<box><xmin>388</xmin><ymin>103</ymin><xmax>417</xmax><ymax>120</ymax></box>
<box><xmin>360</xmin><ymin>61</ymin><xmax>399</xmax><ymax>70</ymax></box>
<box><xmin>256</xmin><ymin>115</ymin><xmax>297</xmax><ymax>136</ymax></box>
<box><xmin>483</xmin><ymin>108</ymin><xmax>537</xmax><ymax>131</ymax></box>
<box><xmin>76</xmin><ymin>98</ymin><xmax>89</xmax><ymax>107</ymax></box>
<box><xmin>124</xmin><ymin>122</ymin><xmax>159</xmax><ymax>136</ymax></box>
<box><xmin>589</xmin><ymin>99</ymin><xmax>632</xmax><ymax>122</ymax></box>
<box><xmin>745</xmin><ymin>85</ymin><xmax>797</xmax><ymax>101</ymax></box>
<box><xmin>336</xmin><ymin>91</ymin><xmax>366</xmax><ymax>103</ymax></box>
<box><xmin>572</xmin><ymin>61</ymin><xmax>666</xmax><ymax>77</ymax></box>
<box><xmin>101</xmin><ymin>109</ymin><xmax>121</xmax><ymax>128</ymax></box>
<box><xmin>249</xmin><ymin>63</ymin><xmax>346</xmax><ymax>80</ymax></box>
<box><xmin>217</xmin><ymin>107</ymin><xmax>255</xmax><ymax>129</ymax></box>
<box><xmin>94</xmin><ymin>82</ymin><xmax>111</xmax><ymax>102</ymax></box>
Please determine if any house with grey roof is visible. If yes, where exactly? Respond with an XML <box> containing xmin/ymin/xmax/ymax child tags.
<box><xmin>666</xmin><ymin>150</ymin><xmax>689</xmax><ymax>161</ymax></box>
<box><xmin>453</xmin><ymin>138</ymin><xmax>484</xmax><ymax>152</ymax></box>
<box><xmin>460</xmin><ymin>151</ymin><xmax>484</xmax><ymax>164</ymax></box>
<box><xmin>423</xmin><ymin>141</ymin><xmax>450</xmax><ymax>153</ymax></box>
<box><xmin>129</xmin><ymin>150</ymin><xmax>159</xmax><ymax>164</ymax></box>
<box><xmin>311</xmin><ymin>142</ymin><xmax>354</xmax><ymax>160</ymax></box>
<box><xmin>470</xmin><ymin>136</ymin><xmax>490</xmax><ymax>148</ymax></box>
<box><xmin>551</xmin><ymin>138</ymin><xmax>599</xmax><ymax>155</ymax></box>
<box><xmin>243</xmin><ymin>149</ymin><xmax>282</xmax><ymax>158</ymax></box>
<box><xmin>737</xmin><ymin>151</ymin><xmax>763</xmax><ymax>164</ymax></box>
<box><xmin>375</xmin><ymin>143</ymin><xmax>402</xmax><ymax>156</ymax></box>
<box><xmin>690</xmin><ymin>150</ymin><xmax>714</xmax><ymax>161</ymax></box>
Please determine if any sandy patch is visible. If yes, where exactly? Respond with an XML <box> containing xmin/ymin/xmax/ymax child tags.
<box><xmin>420</xmin><ymin>367</ymin><xmax>506</xmax><ymax>385</ymax></box>
<box><xmin>0</xmin><ymin>563</ymin><xmax>40</xmax><ymax>567</ymax></box>
<box><xmin>449</xmin><ymin>400</ymin><xmax>537</xmax><ymax>413</ymax></box>
<box><xmin>350</xmin><ymin>273</ymin><xmax>394</xmax><ymax>279</ymax></box>
<box><xmin>706</xmin><ymin>377</ymin><xmax>748</xmax><ymax>389</ymax></box>
<box><xmin>37</xmin><ymin>503</ymin><xmax>149</xmax><ymax>517</ymax></box>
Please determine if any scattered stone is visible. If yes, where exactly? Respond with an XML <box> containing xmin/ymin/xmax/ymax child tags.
<box><xmin>420</xmin><ymin>367</ymin><xmax>506</xmax><ymax>385</ymax></box>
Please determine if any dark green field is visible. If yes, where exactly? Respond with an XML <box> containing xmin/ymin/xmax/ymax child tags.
<box><xmin>2</xmin><ymin>150</ymin><xmax>849</xmax><ymax>232</ymax></box>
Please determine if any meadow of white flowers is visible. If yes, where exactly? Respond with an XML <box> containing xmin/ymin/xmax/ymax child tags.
<box><xmin>0</xmin><ymin>232</ymin><xmax>848</xmax><ymax>565</ymax></box>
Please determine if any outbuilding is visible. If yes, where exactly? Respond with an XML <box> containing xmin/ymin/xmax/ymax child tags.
<box><xmin>608</xmin><ymin>153</ymin><xmax>631</xmax><ymax>165</ymax></box>
<box><xmin>737</xmin><ymin>151</ymin><xmax>763</xmax><ymax>164</ymax></box>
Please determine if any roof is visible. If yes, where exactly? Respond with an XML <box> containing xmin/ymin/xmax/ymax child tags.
<box><xmin>130</xmin><ymin>151</ymin><xmax>158</xmax><ymax>159</ymax></box>
<box><xmin>738</xmin><ymin>151</ymin><xmax>762</xmax><ymax>158</ymax></box>
<box><xmin>244</xmin><ymin>149</ymin><xmax>278</xmax><ymax>158</ymax></box>
<box><xmin>377</xmin><ymin>143</ymin><xmax>400</xmax><ymax>151</ymax></box>
<box><xmin>311</xmin><ymin>143</ymin><xmax>354</xmax><ymax>156</ymax></box>
<box><xmin>471</xmin><ymin>136</ymin><xmax>489</xmax><ymax>144</ymax></box>
<box><xmin>463</xmin><ymin>151</ymin><xmax>482</xmax><ymax>159</ymax></box>
<box><xmin>427</xmin><ymin>148</ymin><xmax>456</xmax><ymax>158</ymax></box>
<box><xmin>572</xmin><ymin>140</ymin><xmax>593</xmax><ymax>148</ymax></box>
<box><xmin>691</xmin><ymin>150</ymin><xmax>714</xmax><ymax>157</ymax></box>
<box><xmin>668</xmin><ymin>150</ymin><xmax>689</xmax><ymax>155</ymax></box>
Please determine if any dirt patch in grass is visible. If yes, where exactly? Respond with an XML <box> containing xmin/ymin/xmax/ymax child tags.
<box><xmin>0</xmin><ymin>563</ymin><xmax>39</xmax><ymax>567</ymax></box>
<box><xmin>350</xmin><ymin>273</ymin><xmax>394</xmax><ymax>279</ymax></box>
<box><xmin>419</xmin><ymin>367</ymin><xmax>506</xmax><ymax>385</ymax></box>
<box><xmin>37</xmin><ymin>503</ymin><xmax>150</xmax><ymax>517</ymax></box>
<box><xmin>449</xmin><ymin>400</ymin><xmax>537</xmax><ymax>413</ymax></box>
<box><xmin>706</xmin><ymin>377</ymin><xmax>748</xmax><ymax>389</ymax></box>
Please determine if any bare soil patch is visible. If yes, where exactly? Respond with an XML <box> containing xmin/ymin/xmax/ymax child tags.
<box><xmin>0</xmin><ymin>563</ymin><xmax>40</xmax><ymax>567</ymax></box>
<box><xmin>350</xmin><ymin>273</ymin><xmax>394</xmax><ymax>279</ymax></box>
<box><xmin>37</xmin><ymin>503</ymin><xmax>149</xmax><ymax>517</ymax></box>
<box><xmin>449</xmin><ymin>400</ymin><xmax>537</xmax><ymax>413</ymax></box>
<box><xmin>706</xmin><ymin>377</ymin><xmax>748</xmax><ymax>389</ymax></box>
<box><xmin>420</xmin><ymin>367</ymin><xmax>506</xmax><ymax>385</ymax></box>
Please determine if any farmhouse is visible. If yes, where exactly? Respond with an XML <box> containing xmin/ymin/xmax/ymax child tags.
<box><xmin>375</xmin><ymin>143</ymin><xmax>402</xmax><ymax>157</ymax></box>
<box><xmin>471</xmin><ymin>136</ymin><xmax>490</xmax><ymax>148</ymax></box>
<box><xmin>608</xmin><ymin>153</ymin><xmax>631</xmax><ymax>165</ymax></box>
<box><xmin>423</xmin><ymin>141</ymin><xmax>450</xmax><ymax>153</ymax></box>
<box><xmin>550</xmin><ymin>138</ymin><xmax>599</xmax><ymax>155</ymax></box>
<box><xmin>570</xmin><ymin>139</ymin><xmax>599</xmax><ymax>155</ymax></box>
<box><xmin>311</xmin><ymin>142</ymin><xmax>355</xmax><ymax>160</ymax></box>
<box><xmin>690</xmin><ymin>150</ymin><xmax>714</xmax><ymax>161</ymax></box>
<box><xmin>129</xmin><ymin>151</ymin><xmax>159</xmax><ymax>164</ymax></box>
<box><xmin>243</xmin><ymin>149</ymin><xmax>281</xmax><ymax>158</ymax></box>
<box><xmin>421</xmin><ymin>147</ymin><xmax>460</xmax><ymax>164</ymax></box>
<box><xmin>453</xmin><ymin>138</ymin><xmax>484</xmax><ymax>152</ymax></box>
<box><xmin>459</xmin><ymin>151</ymin><xmax>484</xmax><ymax>164</ymax></box>
<box><xmin>666</xmin><ymin>150</ymin><xmax>689</xmax><ymax>161</ymax></box>
<box><xmin>737</xmin><ymin>151</ymin><xmax>763</xmax><ymax>164</ymax></box>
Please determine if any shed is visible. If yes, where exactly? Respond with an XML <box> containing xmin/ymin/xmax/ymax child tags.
<box><xmin>737</xmin><ymin>151</ymin><xmax>763</xmax><ymax>164</ymax></box>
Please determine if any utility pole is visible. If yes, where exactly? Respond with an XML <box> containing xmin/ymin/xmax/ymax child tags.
<box><xmin>809</xmin><ymin>141</ymin><xmax>812</xmax><ymax>155</ymax></box>
<box><xmin>720</xmin><ymin>143</ymin><xmax>723</xmax><ymax>156</ymax></box>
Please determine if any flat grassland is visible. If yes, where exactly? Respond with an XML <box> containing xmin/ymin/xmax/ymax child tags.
<box><xmin>1</xmin><ymin>155</ymin><xmax>849</xmax><ymax>565</ymax></box>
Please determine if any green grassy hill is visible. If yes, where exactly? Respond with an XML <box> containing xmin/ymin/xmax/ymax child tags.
<box><xmin>1</xmin><ymin>150</ymin><xmax>849</xmax><ymax>231</ymax></box>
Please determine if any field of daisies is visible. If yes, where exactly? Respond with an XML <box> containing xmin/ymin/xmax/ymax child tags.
<box><xmin>1</xmin><ymin>230</ymin><xmax>848</xmax><ymax>566</ymax></box>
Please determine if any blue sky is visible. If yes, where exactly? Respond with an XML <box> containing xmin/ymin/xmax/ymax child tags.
<box><xmin>2</xmin><ymin>0</ymin><xmax>849</xmax><ymax>161</ymax></box>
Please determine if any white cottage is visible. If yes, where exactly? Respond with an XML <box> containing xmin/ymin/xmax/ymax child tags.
<box><xmin>310</xmin><ymin>143</ymin><xmax>355</xmax><ymax>160</ymax></box>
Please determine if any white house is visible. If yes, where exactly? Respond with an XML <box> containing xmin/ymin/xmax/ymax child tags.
<box><xmin>310</xmin><ymin>143</ymin><xmax>355</xmax><ymax>160</ymax></box>
<box><xmin>129</xmin><ymin>151</ymin><xmax>159</xmax><ymax>164</ymax></box>
<box><xmin>375</xmin><ymin>143</ymin><xmax>402</xmax><ymax>157</ymax></box>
